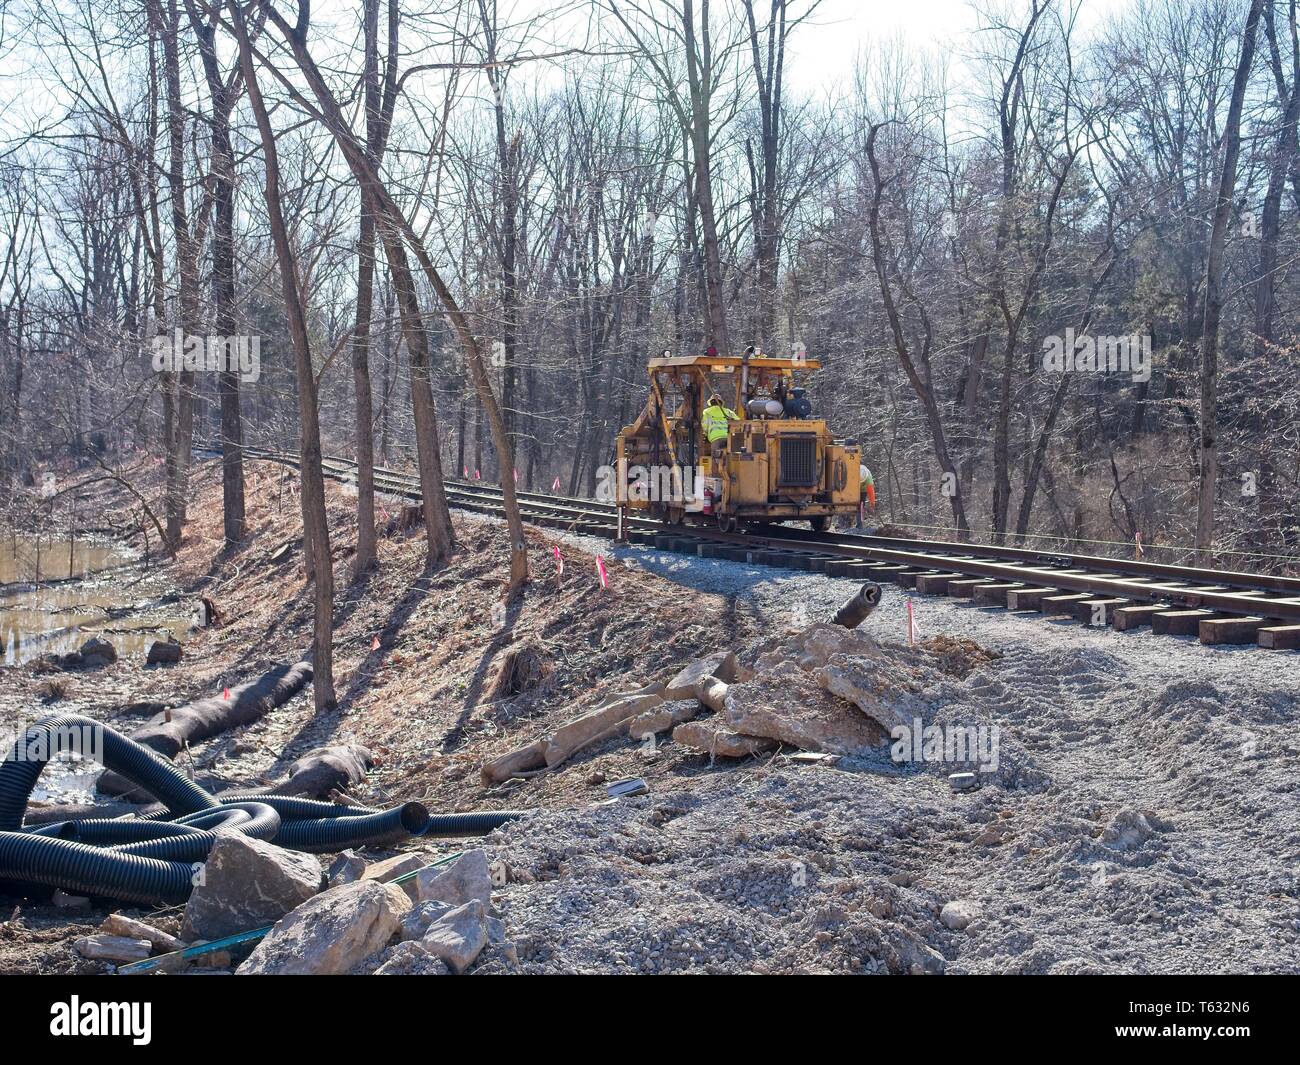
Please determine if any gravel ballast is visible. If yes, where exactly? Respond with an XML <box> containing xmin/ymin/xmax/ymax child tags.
<box><xmin>466</xmin><ymin>524</ymin><xmax>1300</xmax><ymax>974</ymax></box>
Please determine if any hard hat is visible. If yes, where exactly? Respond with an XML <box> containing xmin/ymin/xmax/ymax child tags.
<box><xmin>708</xmin><ymin>393</ymin><xmax>722</xmax><ymax>406</ymax></box>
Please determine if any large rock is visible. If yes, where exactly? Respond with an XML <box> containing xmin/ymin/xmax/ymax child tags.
<box><xmin>401</xmin><ymin>900</ymin><xmax>453</xmax><ymax>941</ymax></box>
<box><xmin>182</xmin><ymin>832</ymin><xmax>322</xmax><ymax>942</ymax></box>
<box><xmin>940</xmin><ymin>900</ymin><xmax>979</xmax><ymax>931</ymax></box>
<box><xmin>237</xmin><ymin>880</ymin><xmax>411</xmax><ymax>975</ymax></box>
<box><xmin>362</xmin><ymin>852</ymin><xmax>427</xmax><ymax>901</ymax></box>
<box><xmin>415</xmin><ymin>849</ymin><xmax>492</xmax><ymax>908</ymax></box>
<box><xmin>78</xmin><ymin>636</ymin><xmax>117</xmax><ymax>667</ymax></box>
<box><xmin>664</xmin><ymin>651</ymin><xmax>737</xmax><ymax>700</ymax></box>
<box><xmin>327</xmin><ymin>850</ymin><xmax>366</xmax><ymax>887</ymax></box>
<box><xmin>421</xmin><ymin>900</ymin><xmax>488</xmax><ymax>974</ymax></box>
<box><xmin>816</xmin><ymin>659</ymin><xmax>915</xmax><ymax>733</ymax></box>
<box><xmin>145</xmin><ymin>638</ymin><xmax>182</xmax><ymax>666</ymax></box>
<box><xmin>673</xmin><ymin>720</ymin><xmax>778</xmax><ymax>759</ymax></box>
<box><xmin>723</xmin><ymin>660</ymin><xmax>886</xmax><ymax>755</ymax></box>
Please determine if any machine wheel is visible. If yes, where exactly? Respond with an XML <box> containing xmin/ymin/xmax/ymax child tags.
<box><xmin>663</xmin><ymin>506</ymin><xmax>686</xmax><ymax>526</ymax></box>
<box><xmin>809</xmin><ymin>516</ymin><xmax>830</xmax><ymax>533</ymax></box>
<box><xmin>717</xmin><ymin>513</ymin><xmax>738</xmax><ymax>534</ymax></box>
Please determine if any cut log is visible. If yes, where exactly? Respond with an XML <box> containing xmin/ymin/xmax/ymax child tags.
<box><xmin>480</xmin><ymin>739</ymin><xmax>547</xmax><ymax>786</ymax></box>
<box><xmin>541</xmin><ymin>688</ymin><xmax>664</xmax><ymax>768</ymax></box>
<box><xmin>273</xmin><ymin>744</ymin><xmax>374</xmax><ymax>798</ymax></box>
<box><xmin>97</xmin><ymin>661</ymin><xmax>313</xmax><ymax>798</ymax></box>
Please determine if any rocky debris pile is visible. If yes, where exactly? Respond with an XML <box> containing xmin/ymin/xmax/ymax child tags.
<box><xmin>480</xmin><ymin>619</ymin><xmax>986</xmax><ymax>780</ymax></box>
<box><xmin>68</xmin><ymin>844</ymin><xmax>515</xmax><ymax>975</ymax></box>
<box><xmin>239</xmin><ymin>848</ymin><xmax>515</xmax><ymax>975</ymax></box>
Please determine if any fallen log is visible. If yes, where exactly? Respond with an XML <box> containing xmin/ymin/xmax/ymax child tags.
<box><xmin>271</xmin><ymin>744</ymin><xmax>373</xmax><ymax>798</ymax></box>
<box><xmin>479</xmin><ymin>683</ymin><xmax>665</xmax><ymax>784</ymax></box>
<box><xmin>541</xmin><ymin>687</ymin><xmax>664</xmax><ymax>769</ymax></box>
<box><xmin>97</xmin><ymin>661</ymin><xmax>313</xmax><ymax>798</ymax></box>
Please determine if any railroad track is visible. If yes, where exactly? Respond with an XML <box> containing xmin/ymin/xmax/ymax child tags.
<box><xmin>223</xmin><ymin>444</ymin><xmax>1300</xmax><ymax>653</ymax></box>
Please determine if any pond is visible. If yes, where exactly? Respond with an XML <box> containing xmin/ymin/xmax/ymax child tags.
<box><xmin>0</xmin><ymin>533</ymin><xmax>192</xmax><ymax>667</ymax></box>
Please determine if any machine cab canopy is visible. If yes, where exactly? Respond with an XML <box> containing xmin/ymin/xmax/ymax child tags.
<box><xmin>648</xmin><ymin>354</ymin><xmax>822</xmax><ymax>419</ymax></box>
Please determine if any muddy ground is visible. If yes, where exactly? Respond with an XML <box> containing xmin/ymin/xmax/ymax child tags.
<box><xmin>1</xmin><ymin>455</ymin><xmax>1297</xmax><ymax>974</ymax></box>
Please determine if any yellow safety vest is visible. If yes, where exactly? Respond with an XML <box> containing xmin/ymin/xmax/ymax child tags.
<box><xmin>702</xmin><ymin>404</ymin><xmax>737</xmax><ymax>443</ymax></box>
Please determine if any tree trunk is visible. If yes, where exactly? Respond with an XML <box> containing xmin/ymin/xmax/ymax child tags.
<box><xmin>184</xmin><ymin>0</ymin><xmax>246</xmax><ymax>547</ymax></box>
<box><xmin>228</xmin><ymin>0</ymin><xmax>336</xmax><ymax>713</ymax></box>
<box><xmin>1196</xmin><ymin>0</ymin><xmax>1265</xmax><ymax>561</ymax></box>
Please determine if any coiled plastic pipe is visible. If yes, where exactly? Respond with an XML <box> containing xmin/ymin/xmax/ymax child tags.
<box><xmin>0</xmin><ymin>714</ymin><xmax>522</xmax><ymax>904</ymax></box>
<box><xmin>270</xmin><ymin>802</ymin><xmax>429</xmax><ymax>852</ymax></box>
<box><xmin>0</xmin><ymin>713</ymin><xmax>217</xmax><ymax>830</ymax></box>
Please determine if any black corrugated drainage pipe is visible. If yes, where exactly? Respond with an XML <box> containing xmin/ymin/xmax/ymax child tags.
<box><xmin>0</xmin><ymin>715</ymin><xmax>525</xmax><ymax>904</ymax></box>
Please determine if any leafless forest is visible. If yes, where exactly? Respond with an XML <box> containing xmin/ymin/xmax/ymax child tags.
<box><xmin>1</xmin><ymin>1</ymin><xmax>1297</xmax><ymax>698</ymax></box>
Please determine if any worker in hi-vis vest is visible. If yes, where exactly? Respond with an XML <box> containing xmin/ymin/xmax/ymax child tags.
<box><xmin>703</xmin><ymin>393</ymin><xmax>739</xmax><ymax>463</ymax></box>
<box><xmin>861</xmin><ymin>464</ymin><xmax>876</xmax><ymax>510</ymax></box>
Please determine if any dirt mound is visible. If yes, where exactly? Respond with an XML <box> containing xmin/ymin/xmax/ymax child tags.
<box><xmin>917</xmin><ymin>635</ymin><xmax>1001</xmax><ymax>678</ymax></box>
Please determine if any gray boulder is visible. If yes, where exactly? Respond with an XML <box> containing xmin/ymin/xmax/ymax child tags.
<box><xmin>238</xmin><ymin>880</ymin><xmax>411</xmax><ymax>975</ymax></box>
<box><xmin>401</xmin><ymin>900</ymin><xmax>453</xmax><ymax>941</ymax></box>
<box><xmin>182</xmin><ymin>832</ymin><xmax>322</xmax><ymax>941</ymax></box>
<box><xmin>421</xmin><ymin>900</ymin><xmax>488</xmax><ymax>974</ymax></box>
<box><xmin>327</xmin><ymin>850</ymin><xmax>367</xmax><ymax>887</ymax></box>
<box><xmin>415</xmin><ymin>849</ymin><xmax>492</xmax><ymax>908</ymax></box>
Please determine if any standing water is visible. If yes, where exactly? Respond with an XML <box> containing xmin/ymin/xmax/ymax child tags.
<box><xmin>0</xmin><ymin>532</ymin><xmax>191</xmax><ymax>666</ymax></box>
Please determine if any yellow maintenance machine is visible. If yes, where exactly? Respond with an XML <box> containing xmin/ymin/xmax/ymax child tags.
<box><xmin>613</xmin><ymin>349</ymin><xmax>863</xmax><ymax>533</ymax></box>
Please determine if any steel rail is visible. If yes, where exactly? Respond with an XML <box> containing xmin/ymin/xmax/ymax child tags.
<box><xmin>217</xmin><ymin>444</ymin><xmax>1300</xmax><ymax>636</ymax></box>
